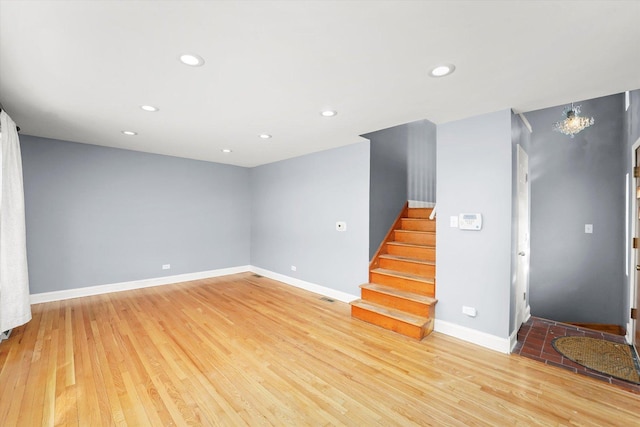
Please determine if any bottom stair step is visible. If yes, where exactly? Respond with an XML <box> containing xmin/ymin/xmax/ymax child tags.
<box><xmin>360</xmin><ymin>283</ymin><xmax>437</xmax><ymax>317</ymax></box>
<box><xmin>350</xmin><ymin>299</ymin><xmax>434</xmax><ymax>340</ymax></box>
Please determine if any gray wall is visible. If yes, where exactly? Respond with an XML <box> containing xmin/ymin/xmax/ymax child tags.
<box><xmin>365</xmin><ymin>119</ymin><xmax>437</xmax><ymax>259</ymax></box>
<box><xmin>250</xmin><ymin>142</ymin><xmax>370</xmax><ymax>297</ymax></box>
<box><xmin>365</xmin><ymin>125</ymin><xmax>408</xmax><ymax>259</ymax></box>
<box><xmin>526</xmin><ymin>94</ymin><xmax>626</xmax><ymax>325</ymax></box>
<box><xmin>407</xmin><ymin>119</ymin><xmax>437</xmax><ymax>203</ymax></box>
<box><xmin>21</xmin><ymin>136</ymin><xmax>251</xmax><ymax>294</ymax></box>
<box><xmin>437</xmin><ymin>109</ymin><xmax>513</xmax><ymax>338</ymax></box>
<box><xmin>624</xmin><ymin>90</ymin><xmax>640</xmax><ymax>150</ymax></box>
<box><xmin>510</xmin><ymin>112</ymin><xmax>532</xmax><ymax>333</ymax></box>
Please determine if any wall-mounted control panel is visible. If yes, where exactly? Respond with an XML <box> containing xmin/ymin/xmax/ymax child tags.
<box><xmin>458</xmin><ymin>213</ymin><xmax>482</xmax><ymax>231</ymax></box>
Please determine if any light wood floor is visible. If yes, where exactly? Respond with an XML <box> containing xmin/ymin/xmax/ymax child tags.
<box><xmin>1</xmin><ymin>273</ymin><xmax>638</xmax><ymax>426</ymax></box>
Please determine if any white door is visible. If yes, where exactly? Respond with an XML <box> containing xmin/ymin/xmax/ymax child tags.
<box><xmin>516</xmin><ymin>145</ymin><xmax>530</xmax><ymax>328</ymax></box>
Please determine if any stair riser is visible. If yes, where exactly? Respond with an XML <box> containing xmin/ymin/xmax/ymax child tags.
<box><xmin>407</xmin><ymin>208</ymin><xmax>433</xmax><ymax>219</ymax></box>
<box><xmin>394</xmin><ymin>231</ymin><xmax>436</xmax><ymax>246</ymax></box>
<box><xmin>351</xmin><ymin>305</ymin><xmax>429</xmax><ymax>340</ymax></box>
<box><xmin>400</xmin><ymin>219</ymin><xmax>436</xmax><ymax>232</ymax></box>
<box><xmin>387</xmin><ymin>244</ymin><xmax>436</xmax><ymax>261</ymax></box>
<box><xmin>379</xmin><ymin>258</ymin><xmax>435</xmax><ymax>277</ymax></box>
<box><xmin>361</xmin><ymin>288</ymin><xmax>435</xmax><ymax>317</ymax></box>
<box><xmin>369</xmin><ymin>272</ymin><xmax>435</xmax><ymax>297</ymax></box>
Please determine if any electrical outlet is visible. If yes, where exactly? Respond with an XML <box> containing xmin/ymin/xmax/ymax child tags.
<box><xmin>585</xmin><ymin>224</ymin><xmax>593</xmax><ymax>234</ymax></box>
<box><xmin>462</xmin><ymin>306</ymin><xmax>477</xmax><ymax>317</ymax></box>
<box><xmin>162</xmin><ymin>264</ymin><xmax>171</xmax><ymax>270</ymax></box>
<box><xmin>291</xmin><ymin>265</ymin><xmax>297</xmax><ymax>272</ymax></box>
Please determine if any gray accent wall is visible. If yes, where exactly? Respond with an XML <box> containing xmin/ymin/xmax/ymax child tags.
<box><xmin>365</xmin><ymin>125</ymin><xmax>408</xmax><ymax>260</ymax></box>
<box><xmin>250</xmin><ymin>142</ymin><xmax>370</xmax><ymax>297</ymax></box>
<box><xmin>365</xmin><ymin>119</ymin><xmax>437</xmax><ymax>260</ymax></box>
<box><xmin>21</xmin><ymin>135</ymin><xmax>251</xmax><ymax>294</ymax></box>
<box><xmin>437</xmin><ymin>109</ymin><xmax>513</xmax><ymax>338</ymax></box>
<box><xmin>407</xmin><ymin>119</ymin><xmax>437</xmax><ymax>203</ymax></box>
<box><xmin>624</xmin><ymin>89</ymin><xmax>640</xmax><ymax>150</ymax></box>
<box><xmin>526</xmin><ymin>94</ymin><xmax>626</xmax><ymax>325</ymax></box>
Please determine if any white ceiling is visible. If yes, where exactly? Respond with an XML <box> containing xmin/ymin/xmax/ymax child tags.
<box><xmin>1</xmin><ymin>1</ymin><xmax>639</xmax><ymax>167</ymax></box>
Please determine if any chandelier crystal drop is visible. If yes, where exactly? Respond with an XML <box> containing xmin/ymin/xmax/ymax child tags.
<box><xmin>553</xmin><ymin>103</ymin><xmax>594</xmax><ymax>138</ymax></box>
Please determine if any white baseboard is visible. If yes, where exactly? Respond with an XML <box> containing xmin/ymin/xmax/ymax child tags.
<box><xmin>29</xmin><ymin>265</ymin><xmax>251</xmax><ymax>304</ymax></box>
<box><xmin>29</xmin><ymin>265</ymin><xmax>360</xmax><ymax>306</ymax></box>
<box><xmin>434</xmin><ymin>319</ymin><xmax>511</xmax><ymax>354</ymax></box>
<box><xmin>408</xmin><ymin>200</ymin><xmax>436</xmax><ymax>208</ymax></box>
<box><xmin>626</xmin><ymin>321</ymin><xmax>634</xmax><ymax>344</ymax></box>
<box><xmin>509</xmin><ymin>328</ymin><xmax>519</xmax><ymax>353</ymax></box>
<box><xmin>249</xmin><ymin>266</ymin><xmax>359</xmax><ymax>303</ymax></box>
<box><xmin>507</xmin><ymin>305</ymin><xmax>531</xmax><ymax>353</ymax></box>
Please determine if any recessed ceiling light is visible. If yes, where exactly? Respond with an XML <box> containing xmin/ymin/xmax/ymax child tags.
<box><xmin>141</xmin><ymin>105</ymin><xmax>158</xmax><ymax>112</ymax></box>
<box><xmin>221</xmin><ymin>148</ymin><xmax>232</xmax><ymax>153</ymax></box>
<box><xmin>179</xmin><ymin>53</ymin><xmax>205</xmax><ymax>67</ymax></box>
<box><xmin>259</xmin><ymin>134</ymin><xmax>272</xmax><ymax>139</ymax></box>
<box><xmin>429</xmin><ymin>64</ymin><xmax>455</xmax><ymax>77</ymax></box>
<box><xmin>121</xmin><ymin>130</ymin><xmax>137</xmax><ymax>136</ymax></box>
<box><xmin>321</xmin><ymin>110</ymin><xmax>337</xmax><ymax>117</ymax></box>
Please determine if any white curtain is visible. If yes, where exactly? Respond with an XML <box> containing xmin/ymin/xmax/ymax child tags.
<box><xmin>0</xmin><ymin>111</ymin><xmax>31</xmax><ymax>333</ymax></box>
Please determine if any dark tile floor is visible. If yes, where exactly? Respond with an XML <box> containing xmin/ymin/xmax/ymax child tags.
<box><xmin>513</xmin><ymin>317</ymin><xmax>640</xmax><ymax>393</ymax></box>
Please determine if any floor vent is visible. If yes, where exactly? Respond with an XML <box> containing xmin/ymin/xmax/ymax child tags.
<box><xmin>252</xmin><ymin>274</ymin><xmax>262</xmax><ymax>278</ymax></box>
<box><xmin>320</xmin><ymin>297</ymin><xmax>335</xmax><ymax>303</ymax></box>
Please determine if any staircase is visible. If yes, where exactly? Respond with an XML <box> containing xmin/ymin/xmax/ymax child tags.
<box><xmin>351</xmin><ymin>204</ymin><xmax>437</xmax><ymax>340</ymax></box>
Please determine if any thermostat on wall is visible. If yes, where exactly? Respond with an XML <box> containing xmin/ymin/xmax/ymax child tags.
<box><xmin>458</xmin><ymin>213</ymin><xmax>482</xmax><ymax>230</ymax></box>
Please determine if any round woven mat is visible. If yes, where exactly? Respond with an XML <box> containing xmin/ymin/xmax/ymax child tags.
<box><xmin>552</xmin><ymin>336</ymin><xmax>640</xmax><ymax>384</ymax></box>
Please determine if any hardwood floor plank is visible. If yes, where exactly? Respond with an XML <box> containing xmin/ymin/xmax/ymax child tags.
<box><xmin>42</xmin><ymin>327</ymin><xmax>59</xmax><ymax>426</ymax></box>
<box><xmin>22</xmin><ymin>304</ymin><xmax>53</xmax><ymax>426</ymax></box>
<box><xmin>1</xmin><ymin>272</ymin><xmax>639</xmax><ymax>426</ymax></box>
<box><xmin>88</xmin><ymin>316</ymin><xmax>126</xmax><ymax>425</ymax></box>
<box><xmin>0</xmin><ymin>313</ymin><xmax>40</xmax><ymax>425</ymax></box>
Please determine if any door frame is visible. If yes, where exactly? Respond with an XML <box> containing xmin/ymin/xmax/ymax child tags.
<box><xmin>627</xmin><ymin>137</ymin><xmax>640</xmax><ymax>347</ymax></box>
<box><xmin>515</xmin><ymin>144</ymin><xmax>531</xmax><ymax>330</ymax></box>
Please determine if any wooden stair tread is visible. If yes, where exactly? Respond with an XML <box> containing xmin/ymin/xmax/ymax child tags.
<box><xmin>360</xmin><ymin>283</ymin><xmax>437</xmax><ymax>305</ymax></box>
<box><xmin>395</xmin><ymin>230</ymin><xmax>435</xmax><ymax>235</ymax></box>
<box><xmin>371</xmin><ymin>268</ymin><xmax>434</xmax><ymax>283</ymax></box>
<box><xmin>406</xmin><ymin>208</ymin><xmax>434</xmax><ymax>218</ymax></box>
<box><xmin>350</xmin><ymin>300</ymin><xmax>429</xmax><ymax>326</ymax></box>
<box><xmin>378</xmin><ymin>254</ymin><xmax>435</xmax><ymax>265</ymax></box>
<box><xmin>387</xmin><ymin>241</ymin><xmax>435</xmax><ymax>249</ymax></box>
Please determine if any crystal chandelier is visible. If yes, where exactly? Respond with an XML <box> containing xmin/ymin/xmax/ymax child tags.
<box><xmin>553</xmin><ymin>103</ymin><xmax>594</xmax><ymax>137</ymax></box>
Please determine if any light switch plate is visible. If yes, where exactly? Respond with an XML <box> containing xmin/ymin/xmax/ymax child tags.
<box><xmin>585</xmin><ymin>224</ymin><xmax>593</xmax><ymax>234</ymax></box>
